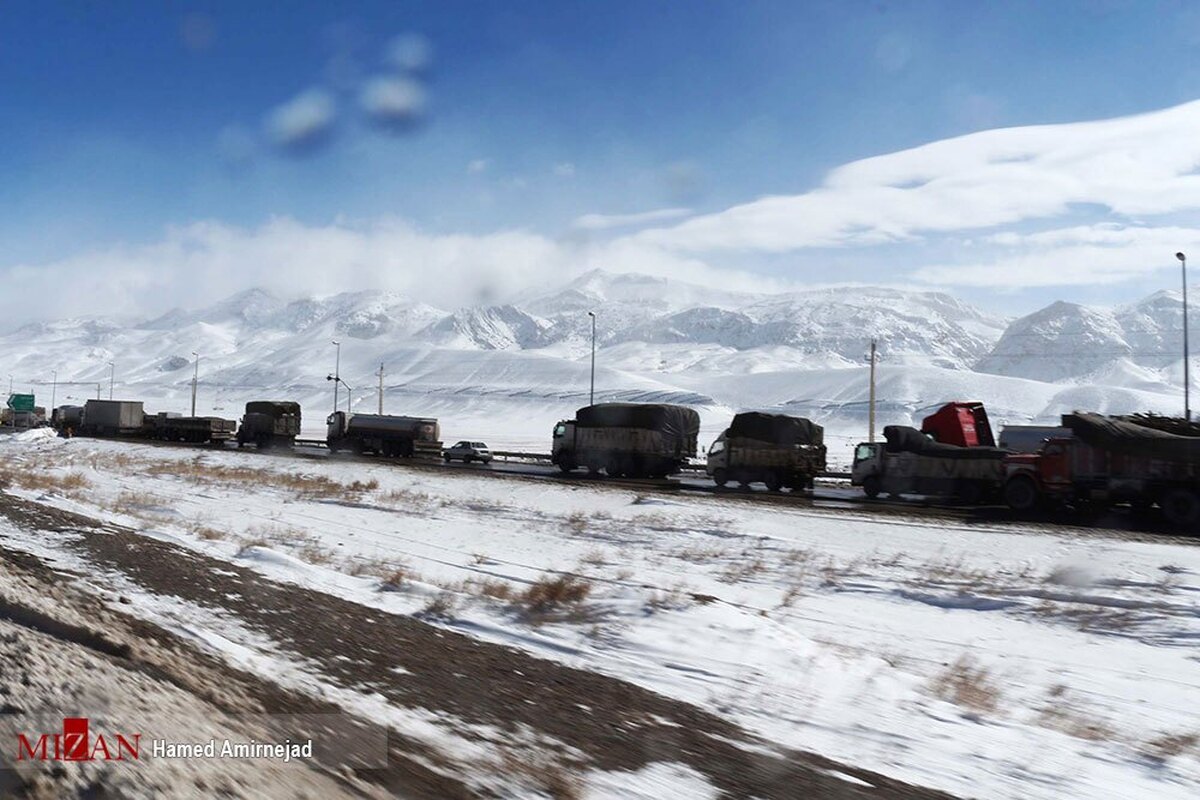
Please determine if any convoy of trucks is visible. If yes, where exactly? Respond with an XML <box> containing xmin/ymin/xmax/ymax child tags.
<box><xmin>552</xmin><ymin>403</ymin><xmax>700</xmax><ymax>478</ymax></box>
<box><xmin>326</xmin><ymin>411</ymin><xmax>442</xmax><ymax>457</ymax></box>
<box><xmin>23</xmin><ymin>389</ymin><xmax>1198</xmax><ymax>531</ymax></box>
<box><xmin>706</xmin><ymin>411</ymin><xmax>826</xmax><ymax>491</ymax></box>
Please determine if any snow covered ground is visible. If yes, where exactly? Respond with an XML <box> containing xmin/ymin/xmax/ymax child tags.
<box><xmin>2</xmin><ymin>429</ymin><xmax>1198</xmax><ymax>799</ymax></box>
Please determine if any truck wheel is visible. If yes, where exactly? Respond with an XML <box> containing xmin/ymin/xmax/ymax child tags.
<box><xmin>606</xmin><ymin>458</ymin><xmax>622</xmax><ymax>478</ymax></box>
<box><xmin>862</xmin><ymin>475</ymin><xmax>881</xmax><ymax>499</ymax></box>
<box><xmin>557</xmin><ymin>459</ymin><xmax>575</xmax><ymax>474</ymax></box>
<box><xmin>1161</xmin><ymin>489</ymin><xmax>1200</xmax><ymax>528</ymax></box>
<box><xmin>712</xmin><ymin>468</ymin><xmax>728</xmax><ymax>487</ymax></box>
<box><xmin>763</xmin><ymin>472</ymin><xmax>783</xmax><ymax>492</ymax></box>
<box><xmin>1004</xmin><ymin>476</ymin><xmax>1040</xmax><ymax>513</ymax></box>
<box><xmin>586</xmin><ymin>463</ymin><xmax>600</xmax><ymax>476</ymax></box>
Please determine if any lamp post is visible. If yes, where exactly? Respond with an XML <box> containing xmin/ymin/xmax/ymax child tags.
<box><xmin>190</xmin><ymin>352</ymin><xmax>200</xmax><ymax>417</ymax></box>
<box><xmin>51</xmin><ymin>369</ymin><xmax>57</xmax><ymax>411</ymax></box>
<box><xmin>1177</xmin><ymin>252</ymin><xmax>1191</xmax><ymax>422</ymax></box>
<box><xmin>331</xmin><ymin>340</ymin><xmax>341</xmax><ymax>414</ymax></box>
<box><xmin>107</xmin><ymin>362</ymin><xmax>114</xmax><ymax>400</ymax></box>
<box><xmin>587</xmin><ymin>311</ymin><xmax>596</xmax><ymax>406</ymax></box>
<box><xmin>326</xmin><ymin>375</ymin><xmax>353</xmax><ymax>413</ymax></box>
<box><xmin>866</xmin><ymin>339</ymin><xmax>878</xmax><ymax>443</ymax></box>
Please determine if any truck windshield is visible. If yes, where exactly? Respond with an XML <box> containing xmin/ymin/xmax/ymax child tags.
<box><xmin>553</xmin><ymin>424</ymin><xmax>566</xmax><ymax>437</ymax></box>
<box><xmin>854</xmin><ymin>444</ymin><xmax>876</xmax><ymax>462</ymax></box>
<box><xmin>709</xmin><ymin>439</ymin><xmax>725</xmax><ymax>454</ymax></box>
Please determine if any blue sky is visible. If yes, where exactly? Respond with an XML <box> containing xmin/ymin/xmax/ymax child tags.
<box><xmin>4</xmin><ymin>1</ymin><xmax>1200</xmax><ymax>320</ymax></box>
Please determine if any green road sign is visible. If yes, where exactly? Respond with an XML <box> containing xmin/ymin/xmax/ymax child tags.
<box><xmin>6</xmin><ymin>394</ymin><xmax>34</xmax><ymax>412</ymax></box>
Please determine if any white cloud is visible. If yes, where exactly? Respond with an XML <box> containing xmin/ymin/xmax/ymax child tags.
<box><xmin>359</xmin><ymin>76</ymin><xmax>426</xmax><ymax>128</ymax></box>
<box><xmin>914</xmin><ymin>224</ymin><xmax>1200</xmax><ymax>288</ymax></box>
<box><xmin>572</xmin><ymin>208</ymin><xmax>692</xmax><ymax>231</ymax></box>
<box><xmin>265</xmin><ymin>88</ymin><xmax>336</xmax><ymax>152</ymax></box>
<box><xmin>636</xmin><ymin>99</ymin><xmax>1200</xmax><ymax>255</ymax></box>
<box><xmin>553</xmin><ymin>162</ymin><xmax>576</xmax><ymax>178</ymax></box>
<box><xmin>0</xmin><ymin>217</ymin><xmax>781</xmax><ymax>325</ymax></box>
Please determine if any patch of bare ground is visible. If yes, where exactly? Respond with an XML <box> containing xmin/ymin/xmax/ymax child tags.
<box><xmin>0</xmin><ymin>491</ymin><xmax>955</xmax><ymax>800</ymax></box>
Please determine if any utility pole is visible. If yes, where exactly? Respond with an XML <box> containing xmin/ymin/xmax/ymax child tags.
<box><xmin>191</xmin><ymin>352</ymin><xmax>200</xmax><ymax>417</ymax></box>
<box><xmin>51</xmin><ymin>369</ymin><xmax>57</xmax><ymax>410</ymax></box>
<box><xmin>587</xmin><ymin>311</ymin><xmax>596</xmax><ymax>406</ymax></box>
<box><xmin>331</xmin><ymin>340</ymin><xmax>341</xmax><ymax>414</ymax></box>
<box><xmin>1177</xmin><ymin>252</ymin><xmax>1191</xmax><ymax>422</ymax></box>
<box><xmin>377</xmin><ymin>363</ymin><xmax>384</xmax><ymax>414</ymax></box>
<box><xmin>107</xmin><ymin>361</ymin><xmax>115</xmax><ymax>400</ymax></box>
<box><xmin>868</xmin><ymin>339</ymin><xmax>878</xmax><ymax>443</ymax></box>
<box><xmin>96</xmin><ymin>383</ymin><xmax>101</xmax><ymax>400</ymax></box>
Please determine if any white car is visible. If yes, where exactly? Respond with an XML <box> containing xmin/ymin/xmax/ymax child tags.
<box><xmin>443</xmin><ymin>440</ymin><xmax>493</xmax><ymax>464</ymax></box>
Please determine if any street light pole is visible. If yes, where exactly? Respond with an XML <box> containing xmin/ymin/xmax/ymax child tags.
<box><xmin>331</xmin><ymin>340</ymin><xmax>341</xmax><ymax>414</ymax></box>
<box><xmin>587</xmin><ymin>311</ymin><xmax>596</xmax><ymax>406</ymax></box>
<box><xmin>1177</xmin><ymin>252</ymin><xmax>1191</xmax><ymax>422</ymax></box>
<box><xmin>868</xmin><ymin>339</ymin><xmax>878</xmax><ymax>443</ymax></box>
<box><xmin>51</xmin><ymin>370</ymin><xmax>57</xmax><ymax>411</ymax></box>
<box><xmin>377</xmin><ymin>363</ymin><xmax>384</xmax><ymax>415</ymax></box>
<box><xmin>107</xmin><ymin>362</ymin><xmax>115</xmax><ymax>400</ymax></box>
<box><xmin>191</xmin><ymin>352</ymin><xmax>200</xmax><ymax>417</ymax></box>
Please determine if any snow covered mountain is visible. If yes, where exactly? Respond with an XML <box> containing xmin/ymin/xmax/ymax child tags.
<box><xmin>977</xmin><ymin>290</ymin><xmax>1197</xmax><ymax>383</ymax></box>
<box><xmin>0</xmin><ymin>269</ymin><xmax>1192</xmax><ymax>449</ymax></box>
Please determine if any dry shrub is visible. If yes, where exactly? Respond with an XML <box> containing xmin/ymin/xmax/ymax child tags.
<box><xmin>520</xmin><ymin>574</ymin><xmax>592</xmax><ymax>613</ymax></box>
<box><xmin>564</xmin><ymin>511</ymin><xmax>589</xmax><ymax>534</ymax></box>
<box><xmin>929</xmin><ymin>655</ymin><xmax>1001</xmax><ymax>715</ymax></box>
<box><xmin>381</xmin><ymin>567</ymin><xmax>410</xmax><ymax>592</ymax></box>
<box><xmin>472</xmin><ymin>579</ymin><xmax>514</xmax><ymax>601</ymax></box>
<box><xmin>1038</xmin><ymin>702</ymin><xmax>1116</xmax><ymax>742</ymax></box>
<box><xmin>719</xmin><ymin>556</ymin><xmax>768</xmax><ymax>584</ymax></box>
<box><xmin>0</xmin><ymin>468</ymin><xmax>91</xmax><ymax>495</ymax></box>
<box><xmin>297</xmin><ymin>543</ymin><xmax>334</xmax><ymax>565</ymax></box>
<box><xmin>195</xmin><ymin>525</ymin><xmax>226</xmax><ymax>541</ymax></box>
<box><xmin>418</xmin><ymin>592</ymin><xmax>457</xmax><ymax>620</ymax></box>
<box><xmin>495</xmin><ymin>749</ymin><xmax>581</xmax><ymax>800</ymax></box>
<box><xmin>579</xmin><ymin>549</ymin><xmax>607</xmax><ymax>567</ymax></box>
<box><xmin>1139</xmin><ymin>732</ymin><xmax>1199</xmax><ymax>762</ymax></box>
<box><xmin>236</xmin><ymin>537</ymin><xmax>271</xmax><ymax>557</ymax></box>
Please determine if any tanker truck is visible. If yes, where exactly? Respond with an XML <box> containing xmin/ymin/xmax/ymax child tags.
<box><xmin>552</xmin><ymin>403</ymin><xmax>699</xmax><ymax>478</ymax></box>
<box><xmin>326</xmin><ymin>411</ymin><xmax>442</xmax><ymax>457</ymax></box>
<box><xmin>707</xmin><ymin>411</ymin><xmax>826</xmax><ymax>491</ymax></box>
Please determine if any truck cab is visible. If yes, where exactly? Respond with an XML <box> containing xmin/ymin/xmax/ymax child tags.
<box><xmin>850</xmin><ymin>442</ymin><xmax>885</xmax><ymax>497</ymax></box>
<box><xmin>551</xmin><ymin>420</ymin><xmax>577</xmax><ymax>472</ymax></box>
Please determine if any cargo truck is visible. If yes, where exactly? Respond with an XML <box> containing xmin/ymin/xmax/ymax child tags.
<box><xmin>552</xmin><ymin>403</ymin><xmax>700</xmax><ymax>478</ymax></box>
<box><xmin>79</xmin><ymin>400</ymin><xmax>145</xmax><ymax>436</ymax></box>
<box><xmin>326</xmin><ymin>411</ymin><xmax>442</xmax><ymax>457</ymax></box>
<box><xmin>236</xmin><ymin>401</ymin><xmax>301</xmax><ymax>449</ymax></box>
<box><xmin>707</xmin><ymin>411</ymin><xmax>826</xmax><ymax>491</ymax></box>
<box><xmin>145</xmin><ymin>412</ymin><xmax>237</xmax><ymax>444</ymax></box>
<box><xmin>1003</xmin><ymin>412</ymin><xmax>1200</xmax><ymax>527</ymax></box>
<box><xmin>851</xmin><ymin>402</ymin><xmax>1007</xmax><ymax>502</ymax></box>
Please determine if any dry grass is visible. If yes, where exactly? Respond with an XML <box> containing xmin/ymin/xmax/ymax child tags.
<box><xmin>1038</xmin><ymin>698</ymin><xmax>1116</xmax><ymax>742</ymax></box>
<box><xmin>929</xmin><ymin>655</ymin><xmax>1002</xmax><ymax>715</ymax></box>
<box><xmin>1139</xmin><ymin>732</ymin><xmax>1200</xmax><ymax>762</ymax></box>
<box><xmin>718</xmin><ymin>557</ymin><xmax>768</xmax><ymax>584</ymax></box>
<box><xmin>0</xmin><ymin>466</ymin><xmax>91</xmax><ymax>495</ymax></box>
<box><xmin>418</xmin><ymin>592</ymin><xmax>457</xmax><ymax>620</ymax></box>
<box><xmin>236</xmin><ymin>537</ymin><xmax>271</xmax><ymax>557</ymax></box>
<box><xmin>380</xmin><ymin>566</ymin><xmax>411</xmax><ymax>592</ymax></box>
<box><xmin>519</xmin><ymin>574</ymin><xmax>592</xmax><ymax>614</ymax></box>
<box><xmin>494</xmin><ymin>749</ymin><xmax>582</xmax><ymax>800</ymax></box>
<box><xmin>564</xmin><ymin>511</ymin><xmax>589</xmax><ymax>535</ymax></box>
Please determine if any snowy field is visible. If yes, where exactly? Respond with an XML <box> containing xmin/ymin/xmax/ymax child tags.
<box><xmin>2</xmin><ymin>429</ymin><xmax>1199</xmax><ymax>799</ymax></box>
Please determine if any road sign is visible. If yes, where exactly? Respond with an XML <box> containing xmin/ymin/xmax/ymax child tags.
<box><xmin>6</xmin><ymin>394</ymin><xmax>34</xmax><ymax>412</ymax></box>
